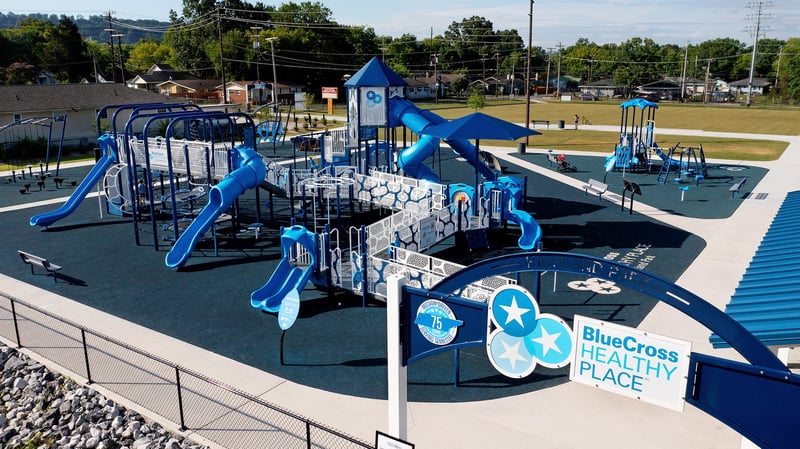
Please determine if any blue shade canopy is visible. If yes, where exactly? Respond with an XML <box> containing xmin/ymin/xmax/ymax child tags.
<box><xmin>620</xmin><ymin>98</ymin><xmax>659</xmax><ymax>110</ymax></box>
<box><xmin>343</xmin><ymin>56</ymin><xmax>407</xmax><ymax>87</ymax></box>
<box><xmin>420</xmin><ymin>112</ymin><xmax>541</xmax><ymax>141</ymax></box>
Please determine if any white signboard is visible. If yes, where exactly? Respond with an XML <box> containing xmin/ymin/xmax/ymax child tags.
<box><xmin>570</xmin><ymin>315</ymin><xmax>691</xmax><ymax>412</ymax></box>
<box><xmin>321</xmin><ymin>86</ymin><xmax>338</xmax><ymax>99</ymax></box>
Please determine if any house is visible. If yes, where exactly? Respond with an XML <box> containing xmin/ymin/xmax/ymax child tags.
<box><xmin>403</xmin><ymin>77</ymin><xmax>431</xmax><ymax>100</ymax></box>
<box><xmin>127</xmin><ymin>64</ymin><xmax>201</xmax><ymax>92</ymax></box>
<box><xmin>635</xmin><ymin>79</ymin><xmax>682</xmax><ymax>101</ymax></box>
<box><xmin>578</xmin><ymin>78</ymin><xmax>626</xmax><ymax>99</ymax></box>
<box><xmin>728</xmin><ymin>77</ymin><xmax>772</xmax><ymax>96</ymax></box>
<box><xmin>222</xmin><ymin>80</ymin><xmax>304</xmax><ymax>107</ymax></box>
<box><xmin>0</xmin><ymin>84</ymin><xmax>185</xmax><ymax>149</ymax></box>
<box><xmin>404</xmin><ymin>73</ymin><xmax>466</xmax><ymax>99</ymax></box>
<box><xmin>157</xmin><ymin>79</ymin><xmax>221</xmax><ymax>104</ymax></box>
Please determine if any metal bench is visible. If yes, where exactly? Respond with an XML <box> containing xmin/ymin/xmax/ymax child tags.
<box><xmin>18</xmin><ymin>250</ymin><xmax>62</xmax><ymax>283</ymax></box>
<box><xmin>531</xmin><ymin>120</ymin><xmax>550</xmax><ymax>129</ymax></box>
<box><xmin>583</xmin><ymin>178</ymin><xmax>608</xmax><ymax>201</ymax></box>
<box><xmin>730</xmin><ymin>178</ymin><xmax>747</xmax><ymax>198</ymax></box>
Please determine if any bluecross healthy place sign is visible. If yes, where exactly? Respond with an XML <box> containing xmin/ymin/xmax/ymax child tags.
<box><xmin>570</xmin><ymin>315</ymin><xmax>692</xmax><ymax>412</ymax></box>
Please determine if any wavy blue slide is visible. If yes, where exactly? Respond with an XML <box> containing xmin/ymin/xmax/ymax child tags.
<box><xmin>390</xmin><ymin>96</ymin><xmax>495</xmax><ymax>183</ymax></box>
<box><xmin>251</xmin><ymin>225</ymin><xmax>317</xmax><ymax>327</ymax></box>
<box><xmin>165</xmin><ymin>147</ymin><xmax>266</xmax><ymax>268</ymax></box>
<box><xmin>506</xmin><ymin>209</ymin><xmax>542</xmax><ymax>251</ymax></box>
<box><xmin>30</xmin><ymin>133</ymin><xmax>118</xmax><ymax>228</ymax></box>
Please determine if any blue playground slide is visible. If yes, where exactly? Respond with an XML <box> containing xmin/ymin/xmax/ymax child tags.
<box><xmin>506</xmin><ymin>209</ymin><xmax>542</xmax><ymax>251</ymax></box>
<box><xmin>30</xmin><ymin>133</ymin><xmax>118</xmax><ymax>228</ymax></box>
<box><xmin>251</xmin><ymin>225</ymin><xmax>317</xmax><ymax>314</ymax></box>
<box><xmin>165</xmin><ymin>147</ymin><xmax>267</xmax><ymax>268</ymax></box>
<box><xmin>390</xmin><ymin>96</ymin><xmax>496</xmax><ymax>183</ymax></box>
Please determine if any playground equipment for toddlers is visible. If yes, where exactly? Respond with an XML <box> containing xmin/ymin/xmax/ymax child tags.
<box><xmin>606</xmin><ymin>98</ymin><xmax>707</xmax><ymax>184</ymax></box>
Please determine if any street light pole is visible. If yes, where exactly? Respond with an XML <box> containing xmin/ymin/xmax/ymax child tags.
<box><xmin>524</xmin><ymin>0</ymin><xmax>534</xmax><ymax>144</ymax></box>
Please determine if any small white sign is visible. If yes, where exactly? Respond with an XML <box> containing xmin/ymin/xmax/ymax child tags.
<box><xmin>570</xmin><ymin>315</ymin><xmax>691</xmax><ymax>412</ymax></box>
<box><xmin>376</xmin><ymin>431</ymin><xmax>414</xmax><ymax>449</ymax></box>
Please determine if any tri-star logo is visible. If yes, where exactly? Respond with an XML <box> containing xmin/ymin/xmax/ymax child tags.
<box><xmin>487</xmin><ymin>285</ymin><xmax>574</xmax><ymax>378</ymax></box>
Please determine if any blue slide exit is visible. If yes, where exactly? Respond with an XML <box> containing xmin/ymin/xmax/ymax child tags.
<box><xmin>506</xmin><ymin>209</ymin><xmax>542</xmax><ymax>251</ymax></box>
<box><xmin>165</xmin><ymin>147</ymin><xmax>266</xmax><ymax>268</ymax></box>
<box><xmin>30</xmin><ymin>133</ymin><xmax>119</xmax><ymax>228</ymax></box>
<box><xmin>390</xmin><ymin>96</ymin><xmax>496</xmax><ymax>183</ymax></box>
<box><xmin>251</xmin><ymin>225</ymin><xmax>317</xmax><ymax>314</ymax></box>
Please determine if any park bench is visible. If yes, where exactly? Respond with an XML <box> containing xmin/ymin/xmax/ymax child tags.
<box><xmin>18</xmin><ymin>250</ymin><xmax>62</xmax><ymax>283</ymax></box>
<box><xmin>730</xmin><ymin>177</ymin><xmax>747</xmax><ymax>198</ymax></box>
<box><xmin>583</xmin><ymin>178</ymin><xmax>608</xmax><ymax>201</ymax></box>
<box><xmin>531</xmin><ymin>120</ymin><xmax>550</xmax><ymax>129</ymax></box>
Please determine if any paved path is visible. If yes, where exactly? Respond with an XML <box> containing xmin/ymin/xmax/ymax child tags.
<box><xmin>1</xmin><ymin>127</ymin><xmax>797</xmax><ymax>449</ymax></box>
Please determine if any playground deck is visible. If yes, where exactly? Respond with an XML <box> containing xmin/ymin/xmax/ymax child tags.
<box><xmin>1</xmin><ymin>125</ymin><xmax>796</xmax><ymax>449</ymax></box>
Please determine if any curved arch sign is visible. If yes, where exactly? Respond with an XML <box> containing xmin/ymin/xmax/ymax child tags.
<box><xmin>394</xmin><ymin>252</ymin><xmax>800</xmax><ymax>449</ymax></box>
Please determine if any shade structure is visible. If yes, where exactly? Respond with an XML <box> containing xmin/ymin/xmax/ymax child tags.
<box><xmin>420</xmin><ymin>112</ymin><xmax>541</xmax><ymax>141</ymax></box>
<box><xmin>419</xmin><ymin>112</ymin><xmax>540</xmax><ymax>216</ymax></box>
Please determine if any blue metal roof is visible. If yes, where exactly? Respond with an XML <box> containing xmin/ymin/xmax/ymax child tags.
<box><xmin>344</xmin><ymin>57</ymin><xmax>407</xmax><ymax>87</ymax></box>
<box><xmin>711</xmin><ymin>190</ymin><xmax>800</xmax><ymax>348</ymax></box>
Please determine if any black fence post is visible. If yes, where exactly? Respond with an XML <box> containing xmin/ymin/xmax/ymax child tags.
<box><xmin>306</xmin><ymin>422</ymin><xmax>312</xmax><ymax>449</ymax></box>
<box><xmin>10</xmin><ymin>300</ymin><xmax>21</xmax><ymax>348</ymax></box>
<box><xmin>176</xmin><ymin>367</ymin><xmax>187</xmax><ymax>431</ymax></box>
<box><xmin>81</xmin><ymin>329</ymin><xmax>93</xmax><ymax>384</ymax></box>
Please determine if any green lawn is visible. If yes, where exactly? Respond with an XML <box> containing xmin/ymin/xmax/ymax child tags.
<box><xmin>415</xmin><ymin>99</ymin><xmax>796</xmax><ymax>161</ymax></box>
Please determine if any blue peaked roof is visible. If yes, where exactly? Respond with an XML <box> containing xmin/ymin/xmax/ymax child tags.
<box><xmin>710</xmin><ymin>190</ymin><xmax>800</xmax><ymax>348</ymax></box>
<box><xmin>344</xmin><ymin>57</ymin><xmax>407</xmax><ymax>87</ymax></box>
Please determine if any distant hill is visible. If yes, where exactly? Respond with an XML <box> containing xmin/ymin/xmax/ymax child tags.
<box><xmin>0</xmin><ymin>12</ymin><xmax>169</xmax><ymax>44</ymax></box>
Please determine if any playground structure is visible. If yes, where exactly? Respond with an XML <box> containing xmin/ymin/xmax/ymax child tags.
<box><xmin>1</xmin><ymin>112</ymin><xmax>68</xmax><ymax>181</ymax></box>
<box><xmin>27</xmin><ymin>57</ymin><xmax>541</xmax><ymax>328</ymax></box>
<box><xmin>606</xmin><ymin>98</ymin><xmax>707</xmax><ymax>184</ymax></box>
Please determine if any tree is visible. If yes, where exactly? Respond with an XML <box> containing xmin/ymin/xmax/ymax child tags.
<box><xmin>128</xmin><ymin>39</ymin><xmax>175</xmax><ymax>74</ymax></box>
<box><xmin>467</xmin><ymin>86</ymin><xmax>485</xmax><ymax>111</ymax></box>
<box><xmin>775</xmin><ymin>38</ymin><xmax>800</xmax><ymax>100</ymax></box>
<box><xmin>613</xmin><ymin>37</ymin><xmax>662</xmax><ymax>89</ymax></box>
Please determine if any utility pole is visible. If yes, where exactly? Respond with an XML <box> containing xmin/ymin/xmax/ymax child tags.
<box><xmin>431</xmin><ymin>53</ymin><xmax>439</xmax><ymax>104</ymax></box>
<box><xmin>745</xmin><ymin>1</ymin><xmax>772</xmax><ymax>106</ymax></box>
<box><xmin>217</xmin><ymin>5</ymin><xmax>228</xmax><ymax>104</ymax></box>
<box><xmin>524</xmin><ymin>0</ymin><xmax>534</xmax><ymax>144</ymax></box>
<box><xmin>266</xmin><ymin>37</ymin><xmax>278</xmax><ymax>105</ymax></box>
<box><xmin>545</xmin><ymin>47</ymin><xmax>552</xmax><ymax>96</ymax></box>
<box><xmin>704</xmin><ymin>59</ymin><xmax>712</xmax><ymax>104</ymax></box>
<box><xmin>556</xmin><ymin>42</ymin><xmax>562</xmax><ymax>97</ymax></box>
<box><xmin>104</xmin><ymin>12</ymin><xmax>117</xmax><ymax>83</ymax></box>
<box><xmin>251</xmin><ymin>27</ymin><xmax>262</xmax><ymax>106</ymax></box>
<box><xmin>680</xmin><ymin>42</ymin><xmax>689</xmax><ymax>102</ymax></box>
<box><xmin>113</xmin><ymin>33</ymin><xmax>125</xmax><ymax>85</ymax></box>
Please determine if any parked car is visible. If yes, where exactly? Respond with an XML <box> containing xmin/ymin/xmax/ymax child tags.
<box><xmin>579</xmin><ymin>92</ymin><xmax>599</xmax><ymax>101</ymax></box>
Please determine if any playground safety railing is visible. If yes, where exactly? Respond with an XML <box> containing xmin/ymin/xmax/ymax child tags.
<box><xmin>127</xmin><ymin>136</ymin><xmax>232</xmax><ymax>180</ymax></box>
<box><xmin>0</xmin><ymin>292</ymin><xmax>371</xmax><ymax>449</ymax></box>
<box><xmin>392</xmin><ymin>247</ymin><xmax>516</xmax><ymax>303</ymax></box>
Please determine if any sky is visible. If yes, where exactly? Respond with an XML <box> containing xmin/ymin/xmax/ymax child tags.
<box><xmin>6</xmin><ymin>0</ymin><xmax>799</xmax><ymax>48</ymax></box>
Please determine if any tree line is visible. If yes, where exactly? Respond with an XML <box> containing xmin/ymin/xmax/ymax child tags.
<box><xmin>2</xmin><ymin>2</ymin><xmax>799</xmax><ymax>102</ymax></box>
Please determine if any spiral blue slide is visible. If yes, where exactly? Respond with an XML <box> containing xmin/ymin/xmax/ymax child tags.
<box><xmin>165</xmin><ymin>147</ymin><xmax>266</xmax><ymax>268</ymax></box>
<box><xmin>30</xmin><ymin>133</ymin><xmax>118</xmax><ymax>228</ymax></box>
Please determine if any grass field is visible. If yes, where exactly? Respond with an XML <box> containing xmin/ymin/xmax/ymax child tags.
<box><xmin>417</xmin><ymin>99</ymin><xmax>796</xmax><ymax>160</ymax></box>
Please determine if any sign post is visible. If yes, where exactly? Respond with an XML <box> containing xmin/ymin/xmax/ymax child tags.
<box><xmin>321</xmin><ymin>87</ymin><xmax>338</xmax><ymax>116</ymax></box>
